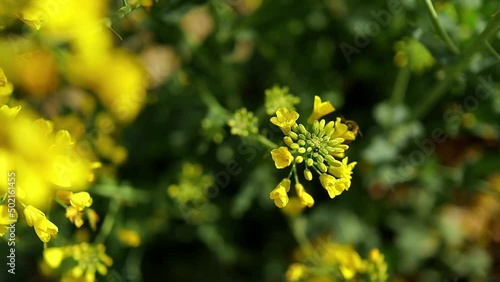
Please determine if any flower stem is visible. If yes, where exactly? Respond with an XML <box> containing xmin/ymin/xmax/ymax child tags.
<box><xmin>255</xmin><ymin>135</ymin><xmax>278</xmax><ymax>149</ymax></box>
<box><xmin>423</xmin><ymin>0</ymin><xmax>460</xmax><ymax>55</ymax></box>
<box><xmin>95</xmin><ymin>198</ymin><xmax>121</xmax><ymax>244</ymax></box>
<box><xmin>413</xmin><ymin>11</ymin><xmax>500</xmax><ymax>119</ymax></box>
<box><xmin>390</xmin><ymin>65</ymin><xmax>411</xmax><ymax>105</ymax></box>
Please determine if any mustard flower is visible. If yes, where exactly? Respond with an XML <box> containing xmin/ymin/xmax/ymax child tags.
<box><xmin>24</xmin><ymin>205</ymin><xmax>59</xmax><ymax>242</ymax></box>
<box><xmin>69</xmin><ymin>192</ymin><xmax>93</xmax><ymax>211</ymax></box>
<box><xmin>0</xmin><ymin>68</ymin><xmax>13</xmax><ymax>96</ymax></box>
<box><xmin>295</xmin><ymin>183</ymin><xmax>314</xmax><ymax>208</ymax></box>
<box><xmin>286</xmin><ymin>263</ymin><xmax>307</xmax><ymax>282</ymax></box>
<box><xmin>265</xmin><ymin>85</ymin><xmax>300</xmax><ymax>115</ymax></box>
<box><xmin>328</xmin><ymin>157</ymin><xmax>357</xmax><ymax>189</ymax></box>
<box><xmin>319</xmin><ymin>174</ymin><xmax>348</xmax><ymax>199</ymax></box>
<box><xmin>308</xmin><ymin>95</ymin><xmax>335</xmax><ymax>123</ymax></box>
<box><xmin>271</xmin><ymin>147</ymin><xmax>294</xmax><ymax>169</ymax></box>
<box><xmin>270</xmin><ymin>108</ymin><xmax>299</xmax><ymax>134</ymax></box>
<box><xmin>270</xmin><ymin>178</ymin><xmax>291</xmax><ymax>208</ymax></box>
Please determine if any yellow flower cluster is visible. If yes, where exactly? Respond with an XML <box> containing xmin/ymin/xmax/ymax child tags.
<box><xmin>57</xmin><ymin>191</ymin><xmax>97</xmax><ymax>228</ymax></box>
<box><xmin>1</xmin><ymin>0</ymin><xmax>150</xmax><ymax>123</ymax></box>
<box><xmin>269</xmin><ymin>96</ymin><xmax>357</xmax><ymax>208</ymax></box>
<box><xmin>44</xmin><ymin>242</ymin><xmax>113</xmax><ymax>282</ymax></box>
<box><xmin>167</xmin><ymin>162</ymin><xmax>214</xmax><ymax>205</ymax></box>
<box><xmin>286</xmin><ymin>237</ymin><xmax>388</xmax><ymax>282</ymax></box>
<box><xmin>24</xmin><ymin>205</ymin><xmax>58</xmax><ymax>243</ymax></box>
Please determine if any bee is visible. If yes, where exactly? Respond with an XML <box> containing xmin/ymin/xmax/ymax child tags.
<box><xmin>341</xmin><ymin>117</ymin><xmax>362</xmax><ymax>138</ymax></box>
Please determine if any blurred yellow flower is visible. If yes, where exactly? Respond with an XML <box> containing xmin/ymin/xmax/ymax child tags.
<box><xmin>180</xmin><ymin>5</ymin><xmax>214</xmax><ymax>45</ymax></box>
<box><xmin>270</xmin><ymin>178</ymin><xmax>291</xmax><ymax>208</ymax></box>
<box><xmin>69</xmin><ymin>243</ymin><xmax>113</xmax><ymax>282</ymax></box>
<box><xmin>44</xmin><ymin>247</ymin><xmax>67</xmax><ymax>269</ymax></box>
<box><xmin>271</xmin><ymin>147</ymin><xmax>294</xmax><ymax>169</ymax></box>
<box><xmin>65</xmin><ymin>206</ymin><xmax>84</xmax><ymax>228</ymax></box>
<box><xmin>0</xmin><ymin>67</ymin><xmax>13</xmax><ymax>96</ymax></box>
<box><xmin>308</xmin><ymin>96</ymin><xmax>335</xmax><ymax>123</ymax></box>
<box><xmin>286</xmin><ymin>263</ymin><xmax>307</xmax><ymax>281</ymax></box>
<box><xmin>271</xmin><ymin>108</ymin><xmax>299</xmax><ymax>134</ymax></box>
<box><xmin>118</xmin><ymin>229</ymin><xmax>142</xmax><ymax>247</ymax></box>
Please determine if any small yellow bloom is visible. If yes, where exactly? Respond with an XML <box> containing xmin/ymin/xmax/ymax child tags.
<box><xmin>308</xmin><ymin>96</ymin><xmax>335</xmax><ymax>123</ymax></box>
<box><xmin>271</xmin><ymin>147</ymin><xmax>294</xmax><ymax>169</ymax></box>
<box><xmin>69</xmin><ymin>192</ymin><xmax>93</xmax><ymax>211</ymax></box>
<box><xmin>24</xmin><ymin>205</ymin><xmax>46</xmax><ymax>227</ymax></box>
<box><xmin>295</xmin><ymin>183</ymin><xmax>314</xmax><ymax>208</ymax></box>
<box><xmin>44</xmin><ymin>247</ymin><xmax>67</xmax><ymax>269</ymax></box>
<box><xmin>286</xmin><ymin>263</ymin><xmax>307</xmax><ymax>282</ymax></box>
<box><xmin>66</xmin><ymin>206</ymin><xmax>84</xmax><ymax>228</ymax></box>
<box><xmin>328</xmin><ymin>157</ymin><xmax>356</xmax><ymax>189</ymax></box>
<box><xmin>331</xmin><ymin>117</ymin><xmax>356</xmax><ymax>141</ymax></box>
<box><xmin>270</xmin><ymin>108</ymin><xmax>299</xmax><ymax>134</ymax></box>
<box><xmin>24</xmin><ymin>205</ymin><xmax>59</xmax><ymax>242</ymax></box>
<box><xmin>0</xmin><ymin>68</ymin><xmax>14</xmax><ymax>96</ymax></box>
<box><xmin>0</xmin><ymin>105</ymin><xmax>21</xmax><ymax>119</ymax></box>
<box><xmin>34</xmin><ymin>217</ymin><xmax>59</xmax><ymax>243</ymax></box>
<box><xmin>118</xmin><ymin>229</ymin><xmax>142</xmax><ymax>247</ymax></box>
<box><xmin>270</xmin><ymin>178</ymin><xmax>291</xmax><ymax>208</ymax></box>
<box><xmin>319</xmin><ymin>174</ymin><xmax>348</xmax><ymax>199</ymax></box>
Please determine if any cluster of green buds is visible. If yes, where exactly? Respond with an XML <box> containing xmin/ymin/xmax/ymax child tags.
<box><xmin>269</xmin><ymin>96</ymin><xmax>357</xmax><ymax>208</ymax></box>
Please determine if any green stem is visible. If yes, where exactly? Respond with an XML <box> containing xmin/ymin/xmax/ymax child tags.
<box><xmin>95</xmin><ymin>198</ymin><xmax>121</xmax><ymax>244</ymax></box>
<box><xmin>484</xmin><ymin>40</ymin><xmax>500</xmax><ymax>60</ymax></box>
<box><xmin>414</xmin><ymin>11</ymin><xmax>500</xmax><ymax>119</ymax></box>
<box><xmin>423</xmin><ymin>0</ymin><xmax>460</xmax><ymax>55</ymax></box>
<box><xmin>290</xmin><ymin>217</ymin><xmax>313</xmax><ymax>257</ymax></box>
<box><xmin>390</xmin><ymin>65</ymin><xmax>411</xmax><ymax>105</ymax></box>
<box><xmin>55</xmin><ymin>198</ymin><xmax>69</xmax><ymax>209</ymax></box>
<box><xmin>255</xmin><ymin>135</ymin><xmax>278</xmax><ymax>149</ymax></box>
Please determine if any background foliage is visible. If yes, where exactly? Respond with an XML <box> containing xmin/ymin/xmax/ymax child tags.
<box><xmin>0</xmin><ymin>0</ymin><xmax>499</xmax><ymax>281</ymax></box>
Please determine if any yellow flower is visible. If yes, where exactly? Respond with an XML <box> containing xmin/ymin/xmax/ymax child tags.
<box><xmin>271</xmin><ymin>147</ymin><xmax>294</xmax><ymax>169</ymax></box>
<box><xmin>319</xmin><ymin>174</ymin><xmax>348</xmax><ymax>199</ymax></box>
<box><xmin>34</xmin><ymin>217</ymin><xmax>59</xmax><ymax>243</ymax></box>
<box><xmin>24</xmin><ymin>205</ymin><xmax>45</xmax><ymax>226</ymax></box>
<box><xmin>0</xmin><ymin>68</ymin><xmax>13</xmax><ymax>96</ymax></box>
<box><xmin>24</xmin><ymin>205</ymin><xmax>59</xmax><ymax>242</ymax></box>
<box><xmin>286</xmin><ymin>263</ymin><xmax>307</xmax><ymax>282</ymax></box>
<box><xmin>66</xmin><ymin>206</ymin><xmax>84</xmax><ymax>228</ymax></box>
<box><xmin>118</xmin><ymin>229</ymin><xmax>142</xmax><ymax>247</ymax></box>
<box><xmin>270</xmin><ymin>108</ymin><xmax>299</xmax><ymax>134</ymax></box>
<box><xmin>0</xmin><ymin>105</ymin><xmax>21</xmax><ymax>119</ymax></box>
<box><xmin>308</xmin><ymin>96</ymin><xmax>335</xmax><ymax>123</ymax></box>
<box><xmin>70</xmin><ymin>243</ymin><xmax>113</xmax><ymax>282</ymax></box>
<box><xmin>328</xmin><ymin>157</ymin><xmax>356</xmax><ymax>189</ymax></box>
<box><xmin>44</xmin><ymin>247</ymin><xmax>67</xmax><ymax>269</ymax></box>
<box><xmin>295</xmin><ymin>183</ymin><xmax>314</xmax><ymax>208</ymax></box>
<box><xmin>331</xmin><ymin>117</ymin><xmax>356</xmax><ymax>141</ymax></box>
<box><xmin>0</xmin><ymin>204</ymin><xmax>16</xmax><ymax>236</ymax></box>
<box><xmin>69</xmin><ymin>192</ymin><xmax>93</xmax><ymax>211</ymax></box>
<box><xmin>270</xmin><ymin>178</ymin><xmax>291</xmax><ymax>208</ymax></box>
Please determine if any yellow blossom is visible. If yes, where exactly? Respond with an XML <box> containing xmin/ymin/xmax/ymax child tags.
<box><xmin>331</xmin><ymin>117</ymin><xmax>356</xmax><ymax>141</ymax></box>
<box><xmin>270</xmin><ymin>108</ymin><xmax>300</xmax><ymax>134</ymax></box>
<box><xmin>271</xmin><ymin>147</ymin><xmax>294</xmax><ymax>169</ymax></box>
<box><xmin>66</xmin><ymin>206</ymin><xmax>84</xmax><ymax>228</ymax></box>
<box><xmin>270</xmin><ymin>178</ymin><xmax>291</xmax><ymax>208</ymax></box>
<box><xmin>69</xmin><ymin>243</ymin><xmax>113</xmax><ymax>282</ymax></box>
<box><xmin>0</xmin><ymin>68</ymin><xmax>13</xmax><ymax>96</ymax></box>
<box><xmin>69</xmin><ymin>192</ymin><xmax>93</xmax><ymax>211</ymax></box>
<box><xmin>24</xmin><ymin>205</ymin><xmax>59</xmax><ymax>242</ymax></box>
<box><xmin>295</xmin><ymin>183</ymin><xmax>314</xmax><ymax>208</ymax></box>
<box><xmin>319</xmin><ymin>174</ymin><xmax>348</xmax><ymax>199</ymax></box>
<box><xmin>118</xmin><ymin>229</ymin><xmax>142</xmax><ymax>247</ymax></box>
<box><xmin>286</xmin><ymin>263</ymin><xmax>307</xmax><ymax>281</ymax></box>
<box><xmin>0</xmin><ymin>204</ymin><xmax>16</xmax><ymax>236</ymax></box>
<box><xmin>328</xmin><ymin>157</ymin><xmax>356</xmax><ymax>189</ymax></box>
<box><xmin>308</xmin><ymin>96</ymin><xmax>335</xmax><ymax>123</ymax></box>
<box><xmin>0</xmin><ymin>105</ymin><xmax>21</xmax><ymax>118</ymax></box>
<box><xmin>44</xmin><ymin>247</ymin><xmax>67</xmax><ymax>269</ymax></box>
